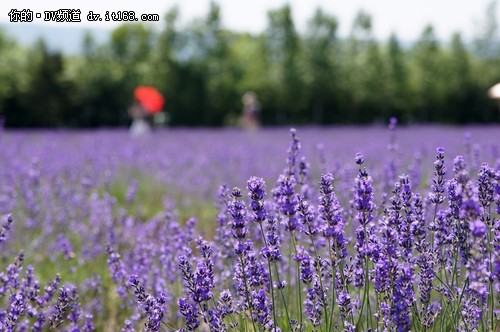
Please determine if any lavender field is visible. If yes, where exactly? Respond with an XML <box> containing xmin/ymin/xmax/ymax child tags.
<box><xmin>0</xmin><ymin>124</ymin><xmax>499</xmax><ymax>331</ymax></box>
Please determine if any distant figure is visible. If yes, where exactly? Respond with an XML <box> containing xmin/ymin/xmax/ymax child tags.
<box><xmin>130</xmin><ymin>86</ymin><xmax>165</xmax><ymax>137</ymax></box>
<box><xmin>239</xmin><ymin>91</ymin><xmax>261</xmax><ymax>130</ymax></box>
<box><xmin>128</xmin><ymin>101</ymin><xmax>151</xmax><ymax>137</ymax></box>
<box><xmin>488</xmin><ymin>83</ymin><xmax>500</xmax><ymax>113</ymax></box>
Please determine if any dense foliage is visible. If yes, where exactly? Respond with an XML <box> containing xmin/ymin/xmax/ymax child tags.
<box><xmin>0</xmin><ymin>124</ymin><xmax>499</xmax><ymax>331</ymax></box>
<box><xmin>2</xmin><ymin>2</ymin><xmax>500</xmax><ymax>127</ymax></box>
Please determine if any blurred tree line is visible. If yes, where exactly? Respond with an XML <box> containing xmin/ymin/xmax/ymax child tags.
<box><xmin>1</xmin><ymin>2</ymin><xmax>500</xmax><ymax>127</ymax></box>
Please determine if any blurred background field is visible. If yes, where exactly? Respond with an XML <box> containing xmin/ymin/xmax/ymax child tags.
<box><xmin>2</xmin><ymin>1</ymin><xmax>500</xmax><ymax>127</ymax></box>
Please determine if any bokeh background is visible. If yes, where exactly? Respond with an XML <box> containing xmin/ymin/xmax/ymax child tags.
<box><xmin>1</xmin><ymin>0</ymin><xmax>500</xmax><ymax>127</ymax></box>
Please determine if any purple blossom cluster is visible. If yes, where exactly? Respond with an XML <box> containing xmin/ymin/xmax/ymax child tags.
<box><xmin>0</xmin><ymin>216</ymin><xmax>92</xmax><ymax>331</ymax></box>
<box><xmin>0</xmin><ymin>125</ymin><xmax>499</xmax><ymax>330</ymax></box>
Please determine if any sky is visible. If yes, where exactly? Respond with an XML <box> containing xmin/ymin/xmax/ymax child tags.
<box><xmin>0</xmin><ymin>0</ymin><xmax>497</xmax><ymax>41</ymax></box>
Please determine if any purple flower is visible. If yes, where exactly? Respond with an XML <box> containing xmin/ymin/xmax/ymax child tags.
<box><xmin>207</xmin><ymin>308</ymin><xmax>226</xmax><ymax>332</ymax></box>
<box><xmin>129</xmin><ymin>274</ymin><xmax>166</xmax><ymax>331</ymax></box>
<box><xmin>430</xmin><ymin>147</ymin><xmax>446</xmax><ymax>204</ymax></box>
<box><xmin>298</xmin><ymin>156</ymin><xmax>311</xmax><ymax>198</ymax></box>
<box><xmin>470</xmin><ymin>219</ymin><xmax>486</xmax><ymax>237</ymax></box>
<box><xmin>0</xmin><ymin>214</ymin><xmax>13</xmax><ymax>244</ymax></box>
<box><xmin>121</xmin><ymin>319</ymin><xmax>135</xmax><ymax>332</ymax></box>
<box><xmin>49</xmin><ymin>285</ymin><xmax>74</xmax><ymax>329</ymax></box>
<box><xmin>251</xmin><ymin>288</ymin><xmax>272</xmax><ymax>327</ymax></box>
<box><xmin>82</xmin><ymin>314</ymin><xmax>95</xmax><ymax>332</ymax></box>
<box><xmin>374</xmin><ymin>257</ymin><xmax>391</xmax><ymax>293</ymax></box>
<box><xmin>337</xmin><ymin>290</ymin><xmax>352</xmax><ymax>323</ymax></box>
<box><xmin>493</xmin><ymin>257</ymin><xmax>500</xmax><ymax>281</ymax></box>
<box><xmin>417</xmin><ymin>251</ymin><xmax>436</xmax><ymax>306</ymax></box>
<box><xmin>477</xmin><ymin>163</ymin><xmax>495</xmax><ymax>210</ymax></box>
<box><xmin>355</xmin><ymin>153</ymin><xmax>364</xmax><ymax>165</ymax></box>
<box><xmin>421</xmin><ymin>301</ymin><xmax>441</xmax><ymax>328</ymax></box>
<box><xmin>216</xmin><ymin>289</ymin><xmax>234</xmax><ymax>318</ymax></box>
<box><xmin>304</xmin><ymin>280</ymin><xmax>324</xmax><ymax>327</ymax></box>
<box><xmin>285</xmin><ymin>128</ymin><xmax>301</xmax><ymax>177</ymax></box>
<box><xmin>233</xmin><ymin>240</ymin><xmax>254</xmax><ymax>303</ymax></box>
<box><xmin>106</xmin><ymin>244</ymin><xmax>128</xmax><ymax>300</ymax></box>
<box><xmin>453</xmin><ymin>155</ymin><xmax>469</xmax><ymax>185</ymax></box>
<box><xmin>297</xmin><ymin>195</ymin><xmax>317</xmax><ymax>236</ymax></box>
<box><xmin>247</xmin><ymin>176</ymin><xmax>267</xmax><ymax>223</ymax></box>
<box><xmin>319</xmin><ymin>173</ymin><xmax>347</xmax><ymax>262</ymax></box>
<box><xmin>178</xmin><ymin>297</ymin><xmax>200</xmax><ymax>331</ymax></box>
<box><xmin>461</xmin><ymin>291</ymin><xmax>482</xmax><ymax>330</ymax></box>
<box><xmin>246</xmin><ymin>249</ymin><xmax>268</xmax><ymax>288</ymax></box>
<box><xmin>261</xmin><ymin>215</ymin><xmax>281</xmax><ymax>262</ymax></box>
<box><xmin>300</xmin><ymin>255</ymin><xmax>313</xmax><ymax>284</ymax></box>
<box><xmin>177</xmin><ymin>239</ymin><xmax>217</xmax><ymax>311</ymax></box>
<box><xmin>6</xmin><ymin>291</ymin><xmax>26</xmax><ymax>330</ymax></box>
<box><xmin>353</xmin><ymin>157</ymin><xmax>375</xmax><ymax>226</ymax></box>
<box><xmin>390</xmin><ymin>264</ymin><xmax>414</xmax><ymax>332</ymax></box>
<box><xmin>125</xmin><ymin>179</ymin><xmax>138</xmax><ymax>203</ymax></box>
<box><xmin>353</xmin><ymin>154</ymin><xmax>376</xmax><ymax>287</ymax></box>
<box><xmin>228</xmin><ymin>187</ymin><xmax>247</xmax><ymax>241</ymax></box>
<box><xmin>278</xmin><ymin>175</ymin><xmax>299</xmax><ymax>232</ymax></box>
<box><xmin>411</xmin><ymin>193</ymin><xmax>427</xmax><ymax>253</ymax></box>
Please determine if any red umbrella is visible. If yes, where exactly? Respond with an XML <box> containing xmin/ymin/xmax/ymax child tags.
<box><xmin>134</xmin><ymin>86</ymin><xmax>165</xmax><ymax>114</ymax></box>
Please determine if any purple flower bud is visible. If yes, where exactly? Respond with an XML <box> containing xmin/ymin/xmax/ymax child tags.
<box><xmin>248</xmin><ymin>177</ymin><xmax>267</xmax><ymax>224</ymax></box>
<box><xmin>470</xmin><ymin>219</ymin><xmax>486</xmax><ymax>237</ymax></box>
<box><xmin>355</xmin><ymin>153</ymin><xmax>364</xmax><ymax>165</ymax></box>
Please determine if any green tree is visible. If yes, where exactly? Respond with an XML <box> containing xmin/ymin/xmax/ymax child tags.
<box><xmin>473</xmin><ymin>0</ymin><xmax>500</xmax><ymax>59</ymax></box>
<box><xmin>385</xmin><ymin>33</ymin><xmax>410</xmax><ymax>121</ymax></box>
<box><xmin>67</xmin><ymin>32</ymin><xmax>130</xmax><ymax>127</ymax></box>
<box><xmin>110</xmin><ymin>23</ymin><xmax>154</xmax><ymax>64</ymax></box>
<box><xmin>410</xmin><ymin>25</ymin><xmax>445</xmax><ymax>122</ymax></box>
<box><xmin>360</xmin><ymin>41</ymin><xmax>387</xmax><ymax>123</ymax></box>
<box><xmin>150</xmin><ymin>6</ymin><xmax>180</xmax><ymax>125</ymax></box>
<box><xmin>445</xmin><ymin>33</ymin><xmax>473</xmax><ymax>122</ymax></box>
<box><xmin>265</xmin><ymin>4</ymin><xmax>304</xmax><ymax>124</ymax></box>
<box><xmin>12</xmin><ymin>40</ymin><xmax>74</xmax><ymax>127</ymax></box>
<box><xmin>155</xmin><ymin>2</ymin><xmax>239</xmax><ymax>126</ymax></box>
<box><xmin>342</xmin><ymin>10</ymin><xmax>374</xmax><ymax>122</ymax></box>
<box><xmin>0</xmin><ymin>30</ymin><xmax>28</xmax><ymax>124</ymax></box>
<box><xmin>203</xmin><ymin>2</ymin><xmax>241</xmax><ymax>126</ymax></box>
<box><xmin>304</xmin><ymin>8</ymin><xmax>339</xmax><ymax>123</ymax></box>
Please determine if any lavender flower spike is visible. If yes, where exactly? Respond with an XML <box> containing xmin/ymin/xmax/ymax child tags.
<box><xmin>248</xmin><ymin>176</ymin><xmax>267</xmax><ymax>224</ymax></box>
<box><xmin>0</xmin><ymin>214</ymin><xmax>13</xmax><ymax>244</ymax></box>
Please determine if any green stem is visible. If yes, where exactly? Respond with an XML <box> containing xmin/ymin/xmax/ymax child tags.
<box><xmin>430</xmin><ymin>203</ymin><xmax>439</xmax><ymax>249</ymax></box>
<box><xmin>432</xmin><ymin>273</ymin><xmax>457</xmax><ymax>302</ymax></box>
<box><xmin>198</xmin><ymin>303</ymin><xmax>212</xmax><ymax>332</ymax></box>
<box><xmin>364</xmin><ymin>255</ymin><xmax>373</xmax><ymax>331</ymax></box>
<box><xmin>239</xmin><ymin>255</ymin><xmax>258</xmax><ymax>332</ymax></box>
<box><xmin>328</xmin><ymin>246</ymin><xmax>335</xmax><ymax>332</ymax></box>
<box><xmin>454</xmin><ymin>277</ymin><xmax>469</xmax><ymax>332</ymax></box>
<box><xmin>273</xmin><ymin>263</ymin><xmax>291</xmax><ymax>329</ymax></box>
<box><xmin>258</xmin><ymin>223</ymin><xmax>278</xmax><ymax>332</ymax></box>
<box><xmin>210</xmin><ymin>298</ymin><xmax>232</xmax><ymax>331</ymax></box>
<box><xmin>160</xmin><ymin>320</ymin><xmax>177</xmax><ymax>331</ymax></box>
<box><xmin>487</xmin><ymin>205</ymin><xmax>494</xmax><ymax>332</ymax></box>
<box><xmin>290</xmin><ymin>233</ymin><xmax>303</xmax><ymax>330</ymax></box>
<box><xmin>356</xmin><ymin>224</ymin><xmax>371</xmax><ymax>330</ymax></box>
<box><xmin>309</xmin><ymin>235</ymin><xmax>330</xmax><ymax>331</ymax></box>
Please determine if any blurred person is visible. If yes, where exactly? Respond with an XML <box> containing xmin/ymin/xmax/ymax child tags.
<box><xmin>128</xmin><ymin>101</ymin><xmax>151</xmax><ymax>137</ymax></box>
<box><xmin>488</xmin><ymin>83</ymin><xmax>500</xmax><ymax>114</ymax></box>
<box><xmin>130</xmin><ymin>86</ymin><xmax>165</xmax><ymax>136</ymax></box>
<box><xmin>239</xmin><ymin>91</ymin><xmax>261</xmax><ymax>130</ymax></box>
